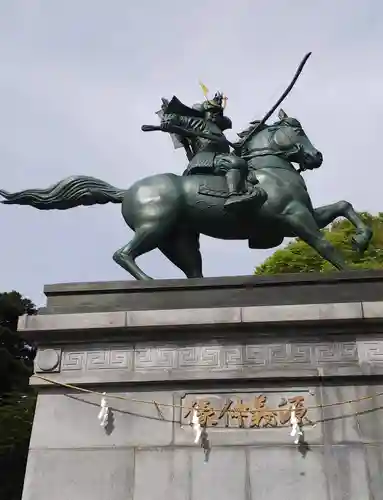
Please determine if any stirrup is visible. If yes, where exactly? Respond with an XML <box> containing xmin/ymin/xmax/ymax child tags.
<box><xmin>224</xmin><ymin>190</ymin><xmax>265</xmax><ymax>210</ymax></box>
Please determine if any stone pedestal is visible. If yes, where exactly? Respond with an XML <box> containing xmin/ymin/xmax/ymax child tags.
<box><xmin>21</xmin><ymin>272</ymin><xmax>383</xmax><ymax>500</ymax></box>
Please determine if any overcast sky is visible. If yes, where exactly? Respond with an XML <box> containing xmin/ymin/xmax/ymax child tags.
<box><xmin>0</xmin><ymin>1</ymin><xmax>382</xmax><ymax>306</ymax></box>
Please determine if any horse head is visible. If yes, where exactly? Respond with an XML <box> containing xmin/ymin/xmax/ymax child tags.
<box><xmin>240</xmin><ymin>109</ymin><xmax>323</xmax><ymax>171</ymax></box>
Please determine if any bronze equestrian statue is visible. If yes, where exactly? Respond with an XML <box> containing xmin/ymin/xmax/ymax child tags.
<box><xmin>0</xmin><ymin>53</ymin><xmax>372</xmax><ymax>280</ymax></box>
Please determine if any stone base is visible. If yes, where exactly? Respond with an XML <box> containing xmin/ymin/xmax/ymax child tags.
<box><xmin>21</xmin><ymin>272</ymin><xmax>383</xmax><ymax>500</ymax></box>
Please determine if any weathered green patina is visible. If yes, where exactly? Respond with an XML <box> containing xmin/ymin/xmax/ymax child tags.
<box><xmin>0</xmin><ymin>54</ymin><xmax>372</xmax><ymax>280</ymax></box>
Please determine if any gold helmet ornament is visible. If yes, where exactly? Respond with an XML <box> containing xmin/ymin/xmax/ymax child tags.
<box><xmin>199</xmin><ymin>81</ymin><xmax>228</xmax><ymax>110</ymax></box>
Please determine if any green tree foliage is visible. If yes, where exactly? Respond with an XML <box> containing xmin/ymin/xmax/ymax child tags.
<box><xmin>255</xmin><ymin>212</ymin><xmax>383</xmax><ymax>275</ymax></box>
<box><xmin>0</xmin><ymin>291</ymin><xmax>37</xmax><ymax>500</ymax></box>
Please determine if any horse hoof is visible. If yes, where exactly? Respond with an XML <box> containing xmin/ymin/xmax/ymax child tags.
<box><xmin>351</xmin><ymin>231</ymin><xmax>371</xmax><ymax>254</ymax></box>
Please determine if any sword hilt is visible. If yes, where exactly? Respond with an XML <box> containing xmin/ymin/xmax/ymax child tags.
<box><xmin>141</xmin><ymin>125</ymin><xmax>161</xmax><ymax>132</ymax></box>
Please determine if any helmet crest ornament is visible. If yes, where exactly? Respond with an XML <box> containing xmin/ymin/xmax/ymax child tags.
<box><xmin>199</xmin><ymin>82</ymin><xmax>227</xmax><ymax>109</ymax></box>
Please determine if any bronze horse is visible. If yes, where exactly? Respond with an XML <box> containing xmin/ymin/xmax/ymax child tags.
<box><xmin>0</xmin><ymin>109</ymin><xmax>372</xmax><ymax>280</ymax></box>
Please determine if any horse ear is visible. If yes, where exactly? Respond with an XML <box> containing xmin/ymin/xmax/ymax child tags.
<box><xmin>278</xmin><ymin>109</ymin><xmax>288</xmax><ymax>120</ymax></box>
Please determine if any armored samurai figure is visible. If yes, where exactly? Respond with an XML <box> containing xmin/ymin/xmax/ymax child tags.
<box><xmin>158</xmin><ymin>88</ymin><xmax>267</xmax><ymax>211</ymax></box>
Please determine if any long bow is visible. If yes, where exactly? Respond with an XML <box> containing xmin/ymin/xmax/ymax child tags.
<box><xmin>236</xmin><ymin>52</ymin><xmax>312</xmax><ymax>149</ymax></box>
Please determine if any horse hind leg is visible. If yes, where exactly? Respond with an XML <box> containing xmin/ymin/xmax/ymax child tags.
<box><xmin>159</xmin><ymin>230</ymin><xmax>203</xmax><ymax>278</ymax></box>
<box><xmin>113</xmin><ymin>223</ymin><xmax>167</xmax><ymax>280</ymax></box>
<box><xmin>114</xmin><ymin>175</ymin><xmax>183</xmax><ymax>279</ymax></box>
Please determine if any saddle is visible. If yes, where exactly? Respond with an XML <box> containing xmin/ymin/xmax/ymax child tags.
<box><xmin>197</xmin><ymin>172</ymin><xmax>259</xmax><ymax>199</ymax></box>
<box><xmin>198</xmin><ymin>183</ymin><xmax>228</xmax><ymax>198</ymax></box>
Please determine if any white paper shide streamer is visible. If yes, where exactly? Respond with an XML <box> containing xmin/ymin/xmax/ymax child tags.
<box><xmin>290</xmin><ymin>404</ymin><xmax>303</xmax><ymax>444</ymax></box>
<box><xmin>192</xmin><ymin>407</ymin><xmax>203</xmax><ymax>444</ymax></box>
<box><xmin>98</xmin><ymin>392</ymin><xmax>110</xmax><ymax>428</ymax></box>
<box><xmin>192</xmin><ymin>406</ymin><xmax>210</xmax><ymax>463</ymax></box>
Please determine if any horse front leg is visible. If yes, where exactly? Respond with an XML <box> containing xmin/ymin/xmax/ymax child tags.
<box><xmin>283</xmin><ymin>206</ymin><xmax>349</xmax><ymax>271</ymax></box>
<box><xmin>313</xmin><ymin>201</ymin><xmax>373</xmax><ymax>253</ymax></box>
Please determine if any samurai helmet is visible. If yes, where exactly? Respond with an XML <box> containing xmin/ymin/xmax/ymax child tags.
<box><xmin>192</xmin><ymin>82</ymin><xmax>227</xmax><ymax>114</ymax></box>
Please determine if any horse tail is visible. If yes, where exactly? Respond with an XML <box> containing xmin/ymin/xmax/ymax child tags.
<box><xmin>0</xmin><ymin>175</ymin><xmax>125</xmax><ymax>210</ymax></box>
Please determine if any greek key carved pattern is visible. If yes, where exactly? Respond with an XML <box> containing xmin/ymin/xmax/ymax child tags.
<box><xmin>135</xmin><ymin>347</ymin><xmax>175</xmax><ymax>370</ymax></box>
<box><xmin>222</xmin><ymin>347</ymin><xmax>246</xmax><ymax>366</ymax></box>
<box><xmin>61</xmin><ymin>348</ymin><xmax>133</xmax><ymax>371</ymax></box>
<box><xmin>269</xmin><ymin>343</ymin><xmax>312</xmax><ymax>365</ymax></box>
<box><xmin>87</xmin><ymin>351</ymin><xmax>109</xmax><ymax>369</ymax></box>
<box><xmin>358</xmin><ymin>341</ymin><xmax>383</xmax><ymax>363</ymax></box>
<box><xmin>110</xmin><ymin>349</ymin><xmax>133</xmax><ymax>368</ymax></box>
<box><xmin>243</xmin><ymin>346</ymin><xmax>267</xmax><ymax>366</ymax></box>
<box><xmin>178</xmin><ymin>346</ymin><xmax>221</xmax><ymax>369</ymax></box>
<box><xmin>60</xmin><ymin>341</ymin><xmax>383</xmax><ymax>372</ymax></box>
<box><xmin>315</xmin><ymin>341</ymin><xmax>357</xmax><ymax>363</ymax></box>
<box><xmin>61</xmin><ymin>352</ymin><xmax>87</xmax><ymax>371</ymax></box>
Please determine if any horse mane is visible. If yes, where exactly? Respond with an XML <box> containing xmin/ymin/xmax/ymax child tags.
<box><xmin>236</xmin><ymin>120</ymin><xmax>268</xmax><ymax>139</ymax></box>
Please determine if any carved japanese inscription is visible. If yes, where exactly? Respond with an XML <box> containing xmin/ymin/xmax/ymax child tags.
<box><xmin>181</xmin><ymin>391</ymin><xmax>314</xmax><ymax>429</ymax></box>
